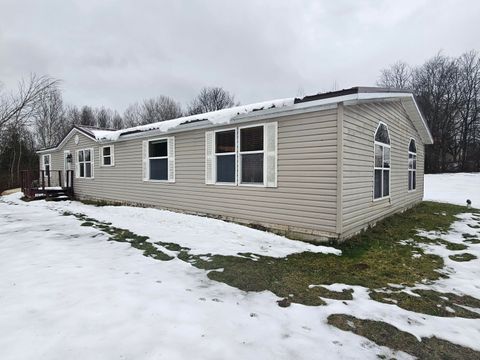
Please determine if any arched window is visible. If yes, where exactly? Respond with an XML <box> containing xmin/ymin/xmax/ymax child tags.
<box><xmin>374</xmin><ymin>123</ymin><xmax>391</xmax><ymax>200</ymax></box>
<box><xmin>408</xmin><ymin>139</ymin><xmax>417</xmax><ymax>191</ymax></box>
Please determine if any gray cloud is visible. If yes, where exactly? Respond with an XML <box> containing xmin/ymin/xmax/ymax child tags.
<box><xmin>1</xmin><ymin>0</ymin><xmax>479</xmax><ymax>112</ymax></box>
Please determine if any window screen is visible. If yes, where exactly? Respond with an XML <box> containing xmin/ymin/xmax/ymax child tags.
<box><xmin>149</xmin><ymin>140</ymin><xmax>168</xmax><ymax>158</ymax></box>
<box><xmin>148</xmin><ymin>140</ymin><xmax>168</xmax><ymax>180</ymax></box>
<box><xmin>216</xmin><ymin>130</ymin><xmax>235</xmax><ymax>153</ymax></box>
<box><xmin>240</xmin><ymin>126</ymin><xmax>264</xmax><ymax>151</ymax></box>
<box><xmin>215</xmin><ymin>130</ymin><xmax>236</xmax><ymax>183</ymax></box>
<box><xmin>150</xmin><ymin>158</ymin><xmax>168</xmax><ymax>180</ymax></box>
<box><xmin>241</xmin><ymin>153</ymin><xmax>264</xmax><ymax>184</ymax></box>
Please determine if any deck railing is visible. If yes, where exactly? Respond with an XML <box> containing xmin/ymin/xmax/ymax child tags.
<box><xmin>21</xmin><ymin>170</ymin><xmax>74</xmax><ymax>199</ymax></box>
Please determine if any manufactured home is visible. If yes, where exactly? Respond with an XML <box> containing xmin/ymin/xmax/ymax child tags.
<box><xmin>27</xmin><ymin>87</ymin><xmax>433</xmax><ymax>241</ymax></box>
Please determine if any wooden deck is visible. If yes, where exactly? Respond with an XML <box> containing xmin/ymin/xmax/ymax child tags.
<box><xmin>21</xmin><ymin>170</ymin><xmax>74</xmax><ymax>200</ymax></box>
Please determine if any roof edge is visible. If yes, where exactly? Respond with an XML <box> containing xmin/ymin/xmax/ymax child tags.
<box><xmin>36</xmin><ymin>126</ymin><xmax>99</xmax><ymax>154</ymax></box>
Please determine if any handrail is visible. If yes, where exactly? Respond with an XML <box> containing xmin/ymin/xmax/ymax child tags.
<box><xmin>20</xmin><ymin>169</ymin><xmax>75</xmax><ymax>199</ymax></box>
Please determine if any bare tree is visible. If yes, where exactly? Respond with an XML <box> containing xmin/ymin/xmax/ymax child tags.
<box><xmin>123</xmin><ymin>102</ymin><xmax>143</xmax><ymax>127</ymax></box>
<box><xmin>123</xmin><ymin>96</ymin><xmax>182</xmax><ymax>127</ymax></box>
<box><xmin>65</xmin><ymin>105</ymin><xmax>81</xmax><ymax>126</ymax></box>
<box><xmin>377</xmin><ymin>61</ymin><xmax>412</xmax><ymax>89</ymax></box>
<box><xmin>0</xmin><ymin>123</ymin><xmax>37</xmax><ymax>190</ymax></box>
<box><xmin>187</xmin><ymin>87</ymin><xmax>236</xmax><ymax>115</ymax></box>
<box><xmin>95</xmin><ymin>107</ymin><xmax>113</xmax><ymax>128</ymax></box>
<box><xmin>413</xmin><ymin>53</ymin><xmax>460</xmax><ymax>172</ymax></box>
<box><xmin>33</xmin><ymin>88</ymin><xmax>68</xmax><ymax>149</ymax></box>
<box><xmin>141</xmin><ymin>96</ymin><xmax>183</xmax><ymax>124</ymax></box>
<box><xmin>79</xmin><ymin>106</ymin><xmax>96</xmax><ymax>126</ymax></box>
<box><xmin>456</xmin><ymin>50</ymin><xmax>480</xmax><ymax>170</ymax></box>
<box><xmin>111</xmin><ymin>112</ymin><xmax>124</xmax><ymax>129</ymax></box>
<box><xmin>0</xmin><ymin>73</ymin><xmax>60</xmax><ymax>131</ymax></box>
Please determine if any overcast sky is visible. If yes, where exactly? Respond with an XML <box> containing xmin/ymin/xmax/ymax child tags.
<box><xmin>1</xmin><ymin>0</ymin><xmax>479</xmax><ymax>112</ymax></box>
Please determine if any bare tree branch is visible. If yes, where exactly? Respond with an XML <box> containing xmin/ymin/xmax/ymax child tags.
<box><xmin>0</xmin><ymin>73</ymin><xmax>60</xmax><ymax>130</ymax></box>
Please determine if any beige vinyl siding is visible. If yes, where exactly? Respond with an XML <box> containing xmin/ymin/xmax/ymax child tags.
<box><xmin>341</xmin><ymin>100</ymin><xmax>424</xmax><ymax>238</ymax></box>
<box><xmin>51</xmin><ymin>109</ymin><xmax>339</xmax><ymax>237</ymax></box>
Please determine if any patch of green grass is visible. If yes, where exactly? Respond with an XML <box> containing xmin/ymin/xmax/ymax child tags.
<box><xmin>443</xmin><ymin>242</ymin><xmax>468</xmax><ymax>251</ymax></box>
<box><xmin>464</xmin><ymin>238</ymin><xmax>480</xmax><ymax>244</ymax></box>
<box><xmin>370</xmin><ymin>289</ymin><xmax>480</xmax><ymax>318</ymax></box>
<box><xmin>417</xmin><ymin>237</ymin><xmax>468</xmax><ymax>251</ymax></box>
<box><xmin>327</xmin><ymin>314</ymin><xmax>480</xmax><ymax>360</ymax></box>
<box><xmin>449</xmin><ymin>253</ymin><xmax>477</xmax><ymax>262</ymax></box>
<box><xmin>462</xmin><ymin>233</ymin><xmax>480</xmax><ymax>244</ymax></box>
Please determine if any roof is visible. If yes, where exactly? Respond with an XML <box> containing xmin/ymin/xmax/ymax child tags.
<box><xmin>35</xmin><ymin>125</ymin><xmax>120</xmax><ymax>153</ymax></box>
<box><xmin>88</xmin><ymin>98</ymin><xmax>294</xmax><ymax>142</ymax></box>
<box><xmin>37</xmin><ymin>87</ymin><xmax>433</xmax><ymax>153</ymax></box>
<box><xmin>294</xmin><ymin>86</ymin><xmax>411</xmax><ymax>103</ymax></box>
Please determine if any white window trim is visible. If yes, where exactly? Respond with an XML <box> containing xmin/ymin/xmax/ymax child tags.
<box><xmin>408</xmin><ymin>138</ymin><xmax>417</xmax><ymax>192</ymax></box>
<box><xmin>238</xmin><ymin>123</ymin><xmax>266</xmax><ymax>187</ymax></box>
<box><xmin>373</xmin><ymin>122</ymin><xmax>391</xmax><ymax>202</ymax></box>
<box><xmin>207</xmin><ymin>123</ymin><xmax>274</xmax><ymax>188</ymax></box>
<box><xmin>42</xmin><ymin>154</ymin><xmax>51</xmax><ymax>177</ymax></box>
<box><xmin>100</xmin><ymin>145</ymin><xmax>115</xmax><ymax>167</ymax></box>
<box><xmin>76</xmin><ymin>148</ymin><xmax>95</xmax><ymax>179</ymax></box>
<box><xmin>213</xmin><ymin>127</ymin><xmax>237</xmax><ymax>186</ymax></box>
<box><xmin>146</xmin><ymin>137</ymin><xmax>170</xmax><ymax>183</ymax></box>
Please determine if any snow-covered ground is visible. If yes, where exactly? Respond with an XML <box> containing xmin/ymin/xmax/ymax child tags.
<box><xmin>0</xmin><ymin>173</ymin><xmax>479</xmax><ymax>359</ymax></box>
<box><xmin>0</xmin><ymin>194</ymin><xmax>405</xmax><ymax>360</ymax></box>
<box><xmin>424</xmin><ymin>172</ymin><xmax>480</xmax><ymax>207</ymax></box>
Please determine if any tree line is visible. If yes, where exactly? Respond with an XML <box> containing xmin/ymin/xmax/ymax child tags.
<box><xmin>378</xmin><ymin>50</ymin><xmax>480</xmax><ymax>173</ymax></box>
<box><xmin>0</xmin><ymin>78</ymin><xmax>236</xmax><ymax>192</ymax></box>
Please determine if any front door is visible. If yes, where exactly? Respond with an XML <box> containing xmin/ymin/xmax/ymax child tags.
<box><xmin>64</xmin><ymin>150</ymin><xmax>72</xmax><ymax>187</ymax></box>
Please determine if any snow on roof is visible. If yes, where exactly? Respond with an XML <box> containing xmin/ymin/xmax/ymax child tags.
<box><xmin>76</xmin><ymin>87</ymin><xmax>431</xmax><ymax>145</ymax></box>
<box><xmin>91</xmin><ymin>98</ymin><xmax>295</xmax><ymax>142</ymax></box>
<box><xmin>75</xmin><ymin>125</ymin><xmax>117</xmax><ymax>139</ymax></box>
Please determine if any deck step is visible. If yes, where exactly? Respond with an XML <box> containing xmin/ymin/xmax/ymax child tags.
<box><xmin>47</xmin><ymin>195</ymin><xmax>71</xmax><ymax>202</ymax></box>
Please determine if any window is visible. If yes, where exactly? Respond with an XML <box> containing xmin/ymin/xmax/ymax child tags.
<box><xmin>374</xmin><ymin>123</ymin><xmax>391</xmax><ymax>200</ymax></box>
<box><xmin>215</xmin><ymin>129</ymin><xmax>236</xmax><ymax>183</ymax></box>
<box><xmin>408</xmin><ymin>139</ymin><xmax>417</xmax><ymax>191</ymax></box>
<box><xmin>101</xmin><ymin>145</ymin><xmax>114</xmax><ymax>166</ymax></box>
<box><xmin>205</xmin><ymin>123</ymin><xmax>277</xmax><ymax>187</ymax></box>
<box><xmin>77</xmin><ymin>149</ymin><xmax>93</xmax><ymax>179</ymax></box>
<box><xmin>42</xmin><ymin>154</ymin><xmax>51</xmax><ymax>177</ymax></box>
<box><xmin>240</xmin><ymin>126</ymin><xmax>264</xmax><ymax>185</ymax></box>
<box><xmin>148</xmin><ymin>139</ymin><xmax>168</xmax><ymax>180</ymax></box>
